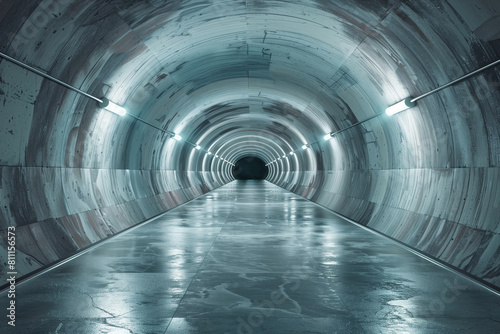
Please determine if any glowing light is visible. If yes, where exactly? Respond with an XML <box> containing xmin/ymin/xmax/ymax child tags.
<box><xmin>195</xmin><ymin>145</ymin><xmax>201</xmax><ymax>150</ymax></box>
<box><xmin>172</xmin><ymin>133</ymin><xmax>182</xmax><ymax>141</ymax></box>
<box><xmin>324</xmin><ymin>133</ymin><xmax>333</xmax><ymax>140</ymax></box>
<box><xmin>386</xmin><ymin>97</ymin><xmax>416</xmax><ymax>116</ymax></box>
<box><xmin>99</xmin><ymin>98</ymin><xmax>126</xmax><ymax>116</ymax></box>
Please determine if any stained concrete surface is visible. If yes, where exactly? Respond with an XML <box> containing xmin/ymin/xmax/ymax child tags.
<box><xmin>1</xmin><ymin>180</ymin><xmax>500</xmax><ymax>334</ymax></box>
<box><xmin>2</xmin><ymin>0</ymin><xmax>500</xmax><ymax>292</ymax></box>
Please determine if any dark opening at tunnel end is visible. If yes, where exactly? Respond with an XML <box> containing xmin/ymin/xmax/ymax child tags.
<box><xmin>232</xmin><ymin>156</ymin><xmax>269</xmax><ymax>180</ymax></box>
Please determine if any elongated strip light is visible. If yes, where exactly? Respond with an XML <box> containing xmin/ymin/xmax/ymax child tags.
<box><xmin>385</xmin><ymin>97</ymin><xmax>416</xmax><ymax>116</ymax></box>
<box><xmin>98</xmin><ymin>98</ymin><xmax>126</xmax><ymax>116</ymax></box>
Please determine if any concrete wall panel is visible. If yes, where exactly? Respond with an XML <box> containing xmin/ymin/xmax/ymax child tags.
<box><xmin>1</xmin><ymin>0</ymin><xmax>499</xmax><ymax>291</ymax></box>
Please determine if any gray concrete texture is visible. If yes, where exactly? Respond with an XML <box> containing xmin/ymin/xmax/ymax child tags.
<box><xmin>0</xmin><ymin>0</ymin><xmax>499</xmax><ymax>294</ymax></box>
<box><xmin>2</xmin><ymin>180</ymin><xmax>500</xmax><ymax>333</ymax></box>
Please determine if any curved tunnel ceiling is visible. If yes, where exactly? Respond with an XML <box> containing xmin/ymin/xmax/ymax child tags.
<box><xmin>1</xmin><ymin>0</ymin><xmax>500</xmax><ymax>289</ymax></box>
<box><xmin>4</xmin><ymin>0</ymin><xmax>498</xmax><ymax>170</ymax></box>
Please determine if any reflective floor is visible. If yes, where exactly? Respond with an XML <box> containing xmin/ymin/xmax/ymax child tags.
<box><xmin>2</xmin><ymin>180</ymin><xmax>500</xmax><ymax>333</ymax></box>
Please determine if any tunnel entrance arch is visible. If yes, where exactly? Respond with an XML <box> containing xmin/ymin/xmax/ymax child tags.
<box><xmin>232</xmin><ymin>156</ymin><xmax>268</xmax><ymax>180</ymax></box>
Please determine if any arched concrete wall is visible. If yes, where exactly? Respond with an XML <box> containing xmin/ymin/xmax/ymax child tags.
<box><xmin>0</xmin><ymin>0</ymin><xmax>499</xmax><ymax>289</ymax></box>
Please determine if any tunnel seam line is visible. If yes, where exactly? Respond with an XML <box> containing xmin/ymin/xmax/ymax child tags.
<box><xmin>0</xmin><ymin>165</ymin><xmax>198</xmax><ymax>171</ymax></box>
<box><xmin>1</xmin><ymin>165</ymin><xmax>495</xmax><ymax>171</ymax></box>
<box><xmin>5</xmin><ymin>185</ymin><xmax>216</xmax><ymax>224</ymax></box>
<box><xmin>306</xmin><ymin>188</ymin><xmax>489</xmax><ymax>231</ymax></box>
<box><xmin>305</xmin><ymin>2</ymin><xmax>400</xmax><ymax>142</ymax></box>
<box><xmin>164</xmin><ymin>181</ymin><xmax>237</xmax><ymax>332</ymax></box>
<box><xmin>266</xmin><ymin>180</ymin><xmax>500</xmax><ymax>298</ymax></box>
<box><xmin>264</xmin><ymin>180</ymin><xmax>390</xmax><ymax>322</ymax></box>
<box><xmin>285</xmin><ymin>185</ymin><xmax>367</xmax><ymax>322</ymax></box>
<box><xmin>0</xmin><ymin>181</ymin><xmax>233</xmax><ymax>294</ymax></box>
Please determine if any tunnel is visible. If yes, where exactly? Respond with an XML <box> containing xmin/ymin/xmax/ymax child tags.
<box><xmin>232</xmin><ymin>157</ymin><xmax>268</xmax><ymax>180</ymax></box>
<box><xmin>1</xmin><ymin>0</ymin><xmax>500</xmax><ymax>332</ymax></box>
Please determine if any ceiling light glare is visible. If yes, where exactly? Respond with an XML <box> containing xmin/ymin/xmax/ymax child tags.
<box><xmin>290</xmin><ymin>151</ymin><xmax>294</xmax><ymax>155</ymax></box>
<box><xmin>324</xmin><ymin>133</ymin><xmax>333</xmax><ymax>140</ymax></box>
<box><xmin>172</xmin><ymin>133</ymin><xmax>182</xmax><ymax>141</ymax></box>
<box><xmin>195</xmin><ymin>145</ymin><xmax>201</xmax><ymax>150</ymax></box>
<box><xmin>98</xmin><ymin>98</ymin><xmax>126</xmax><ymax>116</ymax></box>
<box><xmin>386</xmin><ymin>97</ymin><xmax>416</xmax><ymax>116</ymax></box>
<box><xmin>302</xmin><ymin>144</ymin><xmax>309</xmax><ymax>150</ymax></box>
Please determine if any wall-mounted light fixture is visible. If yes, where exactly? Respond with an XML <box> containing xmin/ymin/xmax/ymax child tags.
<box><xmin>195</xmin><ymin>145</ymin><xmax>201</xmax><ymax>150</ymax></box>
<box><xmin>98</xmin><ymin>98</ymin><xmax>127</xmax><ymax>116</ymax></box>
<box><xmin>385</xmin><ymin>97</ymin><xmax>416</xmax><ymax>116</ymax></box>
<box><xmin>264</xmin><ymin>58</ymin><xmax>499</xmax><ymax>173</ymax></box>
<box><xmin>386</xmin><ymin>58</ymin><xmax>500</xmax><ymax>116</ymax></box>
<box><xmin>5</xmin><ymin>50</ymin><xmax>498</xmax><ymax>169</ymax></box>
<box><xmin>266</xmin><ymin>58</ymin><xmax>500</xmax><ymax>176</ymax></box>
<box><xmin>312</xmin><ymin>58</ymin><xmax>500</xmax><ymax>153</ymax></box>
<box><xmin>0</xmin><ymin>51</ymin><xmax>194</xmax><ymax>145</ymax></box>
<box><xmin>0</xmin><ymin>51</ymin><xmax>129</xmax><ymax>117</ymax></box>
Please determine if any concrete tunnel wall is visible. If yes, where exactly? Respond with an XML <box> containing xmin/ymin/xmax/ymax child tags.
<box><xmin>0</xmin><ymin>0</ymin><xmax>499</xmax><ymax>290</ymax></box>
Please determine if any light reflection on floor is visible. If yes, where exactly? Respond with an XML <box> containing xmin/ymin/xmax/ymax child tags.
<box><xmin>2</xmin><ymin>180</ymin><xmax>500</xmax><ymax>334</ymax></box>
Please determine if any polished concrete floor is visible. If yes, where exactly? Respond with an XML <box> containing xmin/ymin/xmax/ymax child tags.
<box><xmin>2</xmin><ymin>180</ymin><xmax>500</xmax><ymax>334</ymax></box>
